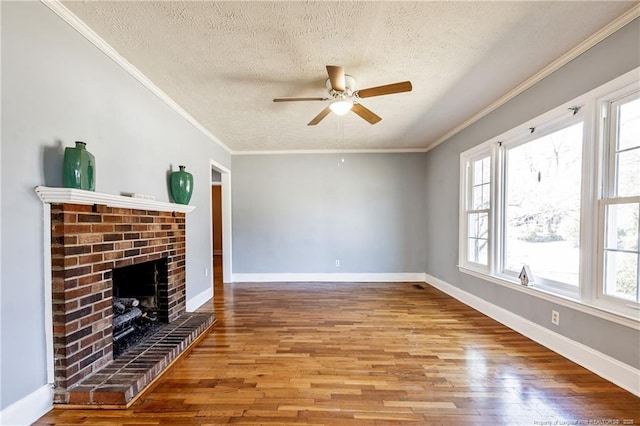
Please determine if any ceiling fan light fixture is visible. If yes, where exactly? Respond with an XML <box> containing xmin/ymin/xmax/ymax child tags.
<box><xmin>275</xmin><ymin>66</ymin><xmax>412</xmax><ymax>125</ymax></box>
<box><xmin>329</xmin><ymin>100</ymin><xmax>353</xmax><ymax>116</ymax></box>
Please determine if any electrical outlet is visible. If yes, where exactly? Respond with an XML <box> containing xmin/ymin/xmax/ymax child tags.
<box><xmin>551</xmin><ymin>310</ymin><xmax>560</xmax><ymax>326</ymax></box>
<box><xmin>335</xmin><ymin>259</ymin><xmax>340</xmax><ymax>267</ymax></box>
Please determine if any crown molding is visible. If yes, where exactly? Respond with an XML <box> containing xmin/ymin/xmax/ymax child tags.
<box><xmin>233</xmin><ymin>148</ymin><xmax>429</xmax><ymax>156</ymax></box>
<box><xmin>424</xmin><ymin>4</ymin><xmax>640</xmax><ymax>153</ymax></box>
<box><xmin>40</xmin><ymin>0</ymin><xmax>232</xmax><ymax>155</ymax></box>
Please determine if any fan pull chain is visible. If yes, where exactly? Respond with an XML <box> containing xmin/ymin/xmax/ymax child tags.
<box><xmin>339</xmin><ymin>118</ymin><xmax>346</xmax><ymax>167</ymax></box>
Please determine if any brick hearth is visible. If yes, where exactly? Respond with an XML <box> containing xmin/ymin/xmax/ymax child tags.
<box><xmin>48</xmin><ymin>201</ymin><xmax>206</xmax><ymax>404</ymax></box>
<box><xmin>66</xmin><ymin>312</ymin><xmax>213</xmax><ymax>406</ymax></box>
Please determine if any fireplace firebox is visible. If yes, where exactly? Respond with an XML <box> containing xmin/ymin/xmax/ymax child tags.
<box><xmin>112</xmin><ymin>258</ymin><xmax>168</xmax><ymax>358</ymax></box>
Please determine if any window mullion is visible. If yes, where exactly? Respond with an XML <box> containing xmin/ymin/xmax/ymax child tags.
<box><xmin>579</xmin><ymin>100</ymin><xmax>598</xmax><ymax>304</ymax></box>
<box><xmin>636</xmin><ymin>204</ymin><xmax>640</xmax><ymax>303</ymax></box>
<box><xmin>492</xmin><ymin>143</ymin><xmax>504</xmax><ymax>276</ymax></box>
<box><xmin>602</xmin><ymin>102</ymin><xmax>614</xmax><ymax>199</ymax></box>
<box><xmin>607</xmin><ymin>102</ymin><xmax>618</xmax><ymax>198</ymax></box>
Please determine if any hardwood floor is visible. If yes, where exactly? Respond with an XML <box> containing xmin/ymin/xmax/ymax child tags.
<box><xmin>36</xmin><ymin>264</ymin><xmax>639</xmax><ymax>424</ymax></box>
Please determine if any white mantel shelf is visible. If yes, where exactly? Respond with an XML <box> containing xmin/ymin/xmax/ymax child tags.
<box><xmin>35</xmin><ymin>186</ymin><xmax>196</xmax><ymax>213</ymax></box>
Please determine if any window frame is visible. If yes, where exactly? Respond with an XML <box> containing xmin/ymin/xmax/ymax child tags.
<box><xmin>594</xmin><ymin>85</ymin><xmax>640</xmax><ymax>316</ymax></box>
<box><xmin>497</xmin><ymin>112</ymin><xmax>585</xmax><ymax>298</ymax></box>
<box><xmin>459</xmin><ymin>148</ymin><xmax>494</xmax><ymax>273</ymax></box>
<box><xmin>458</xmin><ymin>67</ymin><xmax>640</xmax><ymax>324</ymax></box>
<box><xmin>604</xmin><ymin>90</ymin><xmax>640</xmax><ymax>199</ymax></box>
<box><xmin>595</xmin><ymin>197</ymin><xmax>640</xmax><ymax>313</ymax></box>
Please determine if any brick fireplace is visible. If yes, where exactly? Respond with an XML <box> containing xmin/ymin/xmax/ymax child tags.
<box><xmin>37</xmin><ymin>187</ymin><xmax>213</xmax><ymax>406</ymax></box>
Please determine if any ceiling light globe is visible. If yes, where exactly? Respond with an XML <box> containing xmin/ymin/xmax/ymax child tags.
<box><xmin>329</xmin><ymin>100</ymin><xmax>353</xmax><ymax>116</ymax></box>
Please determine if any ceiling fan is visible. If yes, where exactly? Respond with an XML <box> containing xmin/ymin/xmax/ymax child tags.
<box><xmin>273</xmin><ymin>65</ymin><xmax>412</xmax><ymax>126</ymax></box>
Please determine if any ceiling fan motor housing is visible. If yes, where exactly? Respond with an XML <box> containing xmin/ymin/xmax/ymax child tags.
<box><xmin>326</xmin><ymin>74</ymin><xmax>357</xmax><ymax>98</ymax></box>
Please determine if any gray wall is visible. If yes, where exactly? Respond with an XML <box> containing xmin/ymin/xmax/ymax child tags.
<box><xmin>1</xmin><ymin>2</ymin><xmax>230</xmax><ymax>410</ymax></box>
<box><xmin>424</xmin><ymin>18</ymin><xmax>640</xmax><ymax>369</ymax></box>
<box><xmin>232</xmin><ymin>153</ymin><xmax>427</xmax><ymax>274</ymax></box>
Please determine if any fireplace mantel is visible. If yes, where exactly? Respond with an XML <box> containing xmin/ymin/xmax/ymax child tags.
<box><xmin>35</xmin><ymin>186</ymin><xmax>195</xmax><ymax>213</ymax></box>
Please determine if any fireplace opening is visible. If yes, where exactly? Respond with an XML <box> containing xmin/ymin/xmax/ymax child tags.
<box><xmin>112</xmin><ymin>258</ymin><xmax>169</xmax><ymax>358</ymax></box>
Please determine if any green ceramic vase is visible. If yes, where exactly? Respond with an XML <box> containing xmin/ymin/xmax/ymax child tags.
<box><xmin>170</xmin><ymin>165</ymin><xmax>193</xmax><ymax>205</ymax></box>
<box><xmin>63</xmin><ymin>141</ymin><xmax>95</xmax><ymax>191</ymax></box>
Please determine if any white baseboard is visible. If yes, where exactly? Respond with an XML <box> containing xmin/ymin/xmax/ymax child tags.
<box><xmin>425</xmin><ymin>273</ymin><xmax>640</xmax><ymax>397</ymax></box>
<box><xmin>232</xmin><ymin>272</ymin><xmax>427</xmax><ymax>283</ymax></box>
<box><xmin>0</xmin><ymin>384</ymin><xmax>52</xmax><ymax>426</ymax></box>
<box><xmin>186</xmin><ymin>286</ymin><xmax>213</xmax><ymax>312</ymax></box>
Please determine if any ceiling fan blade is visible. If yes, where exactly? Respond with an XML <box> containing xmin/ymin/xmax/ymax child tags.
<box><xmin>352</xmin><ymin>103</ymin><xmax>382</xmax><ymax>125</ymax></box>
<box><xmin>356</xmin><ymin>81</ymin><xmax>412</xmax><ymax>99</ymax></box>
<box><xmin>326</xmin><ymin>65</ymin><xmax>345</xmax><ymax>91</ymax></box>
<box><xmin>308</xmin><ymin>106</ymin><xmax>332</xmax><ymax>126</ymax></box>
<box><xmin>273</xmin><ymin>97</ymin><xmax>329</xmax><ymax>102</ymax></box>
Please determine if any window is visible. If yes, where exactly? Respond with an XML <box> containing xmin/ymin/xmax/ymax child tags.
<box><xmin>503</xmin><ymin>121</ymin><xmax>583</xmax><ymax>290</ymax></box>
<box><xmin>459</xmin><ymin>68</ymin><xmax>640</xmax><ymax>321</ymax></box>
<box><xmin>599</xmin><ymin>91</ymin><xmax>640</xmax><ymax>306</ymax></box>
<box><xmin>602</xmin><ymin>201</ymin><xmax>639</xmax><ymax>302</ymax></box>
<box><xmin>464</xmin><ymin>155</ymin><xmax>491</xmax><ymax>268</ymax></box>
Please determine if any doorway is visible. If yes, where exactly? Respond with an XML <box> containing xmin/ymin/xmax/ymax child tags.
<box><xmin>211</xmin><ymin>182</ymin><xmax>223</xmax><ymax>287</ymax></box>
<box><xmin>210</xmin><ymin>160</ymin><xmax>232</xmax><ymax>284</ymax></box>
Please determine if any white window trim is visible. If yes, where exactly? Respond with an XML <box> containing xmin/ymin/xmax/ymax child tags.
<box><xmin>459</xmin><ymin>146</ymin><xmax>493</xmax><ymax>273</ymax></box>
<box><xmin>458</xmin><ymin>67</ymin><xmax>640</xmax><ymax>327</ymax></box>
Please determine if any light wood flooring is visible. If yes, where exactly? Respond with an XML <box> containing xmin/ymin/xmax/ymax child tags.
<box><xmin>36</xmin><ymin>258</ymin><xmax>639</xmax><ymax>425</ymax></box>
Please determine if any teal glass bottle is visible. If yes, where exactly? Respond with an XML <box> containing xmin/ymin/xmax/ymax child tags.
<box><xmin>170</xmin><ymin>165</ymin><xmax>193</xmax><ymax>204</ymax></box>
<box><xmin>63</xmin><ymin>141</ymin><xmax>95</xmax><ymax>191</ymax></box>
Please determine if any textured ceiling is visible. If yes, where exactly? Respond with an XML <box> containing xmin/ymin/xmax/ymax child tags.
<box><xmin>62</xmin><ymin>1</ymin><xmax>636</xmax><ymax>153</ymax></box>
